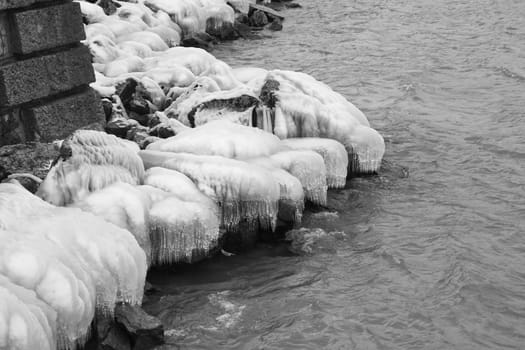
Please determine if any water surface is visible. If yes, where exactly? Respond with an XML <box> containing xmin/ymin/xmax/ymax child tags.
<box><xmin>145</xmin><ymin>1</ymin><xmax>525</xmax><ymax>348</ymax></box>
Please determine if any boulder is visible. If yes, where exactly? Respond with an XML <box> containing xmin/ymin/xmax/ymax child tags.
<box><xmin>249</xmin><ymin>10</ymin><xmax>268</xmax><ymax>27</ymax></box>
<box><xmin>115</xmin><ymin>303</ymin><xmax>164</xmax><ymax>350</ymax></box>
<box><xmin>0</xmin><ymin>142</ymin><xmax>58</xmax><ymax>180</ymax></box>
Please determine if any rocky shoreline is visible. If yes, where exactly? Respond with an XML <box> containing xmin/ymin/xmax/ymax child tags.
<box><xmin>0</xmin><ymin>1</ymin><xmax>386</xmax><ymax>349</ymax></box>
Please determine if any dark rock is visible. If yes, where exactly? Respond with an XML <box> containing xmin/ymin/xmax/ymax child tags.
<box><xmin>0</xmin><ymin>164</ymin><xmax>10</xmax><ymax>182</ymax></box>
<box><xmin>259</xmin><ymin>79</ymin><xmax>280</xmax><ymax>108</ymax></box>
<box><xmin>206</xmin><ymin>18</ymin><xmax>238</xmax><ymax>40</ymax></box>
<box><xmin>101</xmin><ymin>99</ymin><xmax>114</xmax><ymax>122</ymax></box>
<box><xmin>7</xmin><ymin>175</ymin><xmax>41</xmax><ymax>193</ymax></box>
<box><xmin>106</xmin><ymin>118</ymin><xmax>138</xmax><ymax>139</ymax></box>
<box><xmin>97</xmin><ymin>0</ymin><xmax>120</xmax><ymax>16</ymax></box>
<box><xmin>115</xmin><ymin>303</ymin><xmax>164</xmax><ymax>350</ymax></box>
<box><xmin>286</xmin><ymin>2</ymin><xmax>302</xmax><ymax>8</ymax></box>
<box><xmin>233</xmin><ymin>21</ymin><xmax>259</xmax><ymax>39</ymax></box>
<box><xmin>249</xmin><ymin>10</ymin><xmax>268</xmax><ymax>27</ymax></box>
<box><xmin>249</xmin><ymin>3</ymin><xmax>285</xmax><ymax>21</ymax></box>
<box><xmin>100</xmin><ymin>324</ymin><xmax>131</xmax><ymax>350</ymax></box>
<box><xmin>181</xmin><ymin>33</ymin><xmax>216</xmax><ymax>49</ymax></box>
<box><xmin>116</xmin><ymin>79</ymin><xmax>139</xmax><ymax>107</ymax></box>
<box><xmin>128</xmin><ymin>111</ymin><xmax>150</xmax><ymax>127</ymax></box>
<box><xmin>0</xmin><ymin>142</ymin><xmax>58</xmax><ymax>180</ymax></box>
<box><xmin>266</xmin><ymin>20</ymin><xmax>283</xmax><ymax>31</ymax></box>
<box><xmin>148</xmin><ymin>123</ymin><xmax>175</xmax><ymax>139</ymax></box>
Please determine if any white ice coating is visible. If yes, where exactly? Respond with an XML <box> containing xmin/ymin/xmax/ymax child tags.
<box><xmin>139</xmin><ymin>150</ymin><xmax>281</xmax><ymax>231</ymax></box>
<box><xmin>0</xmin><ymin>183</ymin><xmax>147</xmax><ymax>349</ymax></box>
<box><xmin>247</xmin><ymin>158</ymin><xmax>305</xmax><ymax>225</ymax></box>
<box><xmin>143</xmin><ymin>167</ymin><xmax>221</xmax><ymax>264</ymax></box>
<box><xmin>265</xmin><ymin>70</ymin><xmax>385</xmax><ymax>174</ymax></box>
<box><xmin>148</xmin><ymin>195</ymin><xmax>220</xmax><ymax>264</ymax></box>
<box><xmin>267</xmin><ymin>150</ymin><xmax>328</xmax><ymax>206</ymax></box>
<box><xmin>0</xmin><ymin>232</ymin><xmax>94</xmax><ymax>349</ymax></box>
<box><xmin>37</xmin><ymin>130</ymin><xmax>145</xmax><ymax>206</ymax></box>
<box><xmin>71</xmin><ymin>182</ymin><xmax>153</xmax><ymax>265</ymax></box>
<box><xmin>0</xmin><ymin>277</ymin><xmax>57</xmax><ymax>350</ymax></box>
<box><xmin>281</xmin><ymin>138</ymin><xmax>349</xmax><ymax>188</ymax></box>
<box><xmin>147</xmin><ymin>120</ymin><xmax>283</xmax><ymax>159</ymax></box>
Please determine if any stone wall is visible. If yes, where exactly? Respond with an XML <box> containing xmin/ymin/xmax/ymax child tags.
<box><xmin>0</xmin><ymin>0</ymin><xmax>104</xmax><ymax>146</ymax></box>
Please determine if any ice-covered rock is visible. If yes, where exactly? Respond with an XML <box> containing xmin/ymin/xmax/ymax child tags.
<box><xmin>281</xmin><ymin>137</ymin><xmax>348</xmax><ymax>188</ymax></box>
<box><xmin>0</xmin><ymin>183</ymin><xmax>147</xmax><ymax>349</ymax></box>
<box><xmin>37</xmin><ymin>130</ymin><xmax>145</xmax><ymax>206</ymax></box>
<box><xmin>265</xmin><ymin>150</ymin><xmax>328</xmax><ymax>206</ymax></box>
<box><xmin>259</xmin><ymin>70</ymin><xmax>385</xmax><ymax>174</ymax></box>
<box><xmin>71</xmin><ymin>182</ymin><xmax>153</xmax><ymax>264</ymax></box>
<box><xmin>143</xmin><ymin>167</ymin><xmax>221</xmax><ymax>264</ymax></box>
<box><xmin>147</xmin><ymin>120</ymin><xmax>281</xmax><ymax>159</ymax></box>
<box><xmin>139</xmin><ymin>150</ymin><xmax>280</xmax><ymax>231</ymax></box>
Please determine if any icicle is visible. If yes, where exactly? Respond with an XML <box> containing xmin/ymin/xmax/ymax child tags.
<box><xmin>281</xmin><ymin>138</ymin><xmax>348</xmax><ymax>188</ymax></box>
<box><xmin>247</xmin><ymin>158</ymin><xmax>305</xmax><ymax>226</ymax></box>
<box><xmin>257</xmin><ymin>70</ymin><xmax>386</xmax><ymax>174</ymax></box>
<box><xmin>267</xmin><ymin>150</ymin><xmax>328</xmax><ymax>206</ymax></box>
<box><xmin>0</xmin><ymin>183</ymin><xmax>147</xmax><ymax>324</ymax></box>
<box><xmin>148</xmin><ymin>196</ymin><xmax>221</xmax><ymax>265</ymax></box>
<box><xmin>140</xmin><ymin>151</ymin><xmax>280</xmax><ymax>231</ymax></box>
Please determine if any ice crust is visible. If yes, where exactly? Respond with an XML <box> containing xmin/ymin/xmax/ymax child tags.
<box><xmin>281</xmin><ymin>138</ymin><xmax>349</xmax><ymax>188</ymax></box>
<box><xmin>0</xmin><ymin>183</ymin><xmax>147</xmax><ymax>350</ymax></box>
<box><xmin>37</xmin><ymin>130</ymin><xmax>145</xmax><ymax>206</ymax></box>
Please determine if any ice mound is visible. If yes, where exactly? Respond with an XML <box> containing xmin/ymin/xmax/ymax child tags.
<box><xmin>144</xmin><ymin>167</ymin><xmax>221</xmax><ymax>264</ymax></box>
<box><xmin>266</xmin><ymin>150</ymin><xmax>328</xmax><ymax>206</ymax></box>
<box><xmin>71</xmin><ymin>182</ymin><xmax>153</xmax><ymax>264</ymax></box>
<box><xmin>0</xmin><ymin>277</ymin><xmax>57</xmax><ymax>350</ymax></box>
<box><xmin>259</xmin><ymin>70</ymin><xmax>385</xmax><ymax>174</ymax></box>
<box><xmin>247</xmin><ymin>158</ymin><xmax>305</xmax><ymax>225</ymax></box>
<box><xmin>37</xmin><ymin>130</ymin><xmax>145</xmax><ymax>206</ymax></box>
<box><xmin>0</xmin><ymin>183</ymin><xmax>147</xmax><ymax>349</ymax></box>
<box><xmin>281</xmin><ymin>137</ymin><xmax>348</xmax><ymax>188</ymax></box>
<box><xmin>139</xmin><ymin>150</ymin><xmax>281</xmax><ymax>231</ymax></box>
<box><xmin>147</xmin><ymin>120</ymin><xmax>282</xmax><ymax>159</ymax></box>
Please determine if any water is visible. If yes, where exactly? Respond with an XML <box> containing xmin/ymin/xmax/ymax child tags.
<box><xmin>144</xmin><ymin>0</ymin><xmax>525</xmax><ymax>348</ymax></box>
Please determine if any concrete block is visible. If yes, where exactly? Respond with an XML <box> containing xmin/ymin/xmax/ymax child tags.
<box><xmin>21</xmin><ymin>88</ymin><xmax>105</xmax><ymax>142</ymax></box>
<box><xmin>12</xmin><ymin>2</ymin><xmax>85</xmax><ymax>55</ymax></box>
<box><xmin>0</xmin><ymin>0</ymin><xmax>53</xmax><ymax>11</ymax></box>
<box><xmin>0</xmin><ymin>109</ymin><xmax>24</xmax><ymax>145</ymax></box>
<box><xmin>0</xmin><ymin>45</ymin><xmax>95</xmax><ymax>107</ymax></box>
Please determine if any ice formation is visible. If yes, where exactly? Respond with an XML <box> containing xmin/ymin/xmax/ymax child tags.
<box><xmin>281</xmin><ymin>138</ymin><xmax>349</xmax><ymax>188</ymax></box>
<box><xmin>139</xmin><ymin>150</ymin><xmax>280</xmax><ymax>231</ymax></box>
<box><xmin>71</xmin><ymin>182</ymin><xmax>153</xmax><ymax>264</ymax></box>
<box><xmin>0</xmin><ymin>183</ymin><xmax>147</xmax><ymax>349</ymax></box>
<box><xmin>143</xmin><ymin>167</ymin><xmax>221</xmax><ymax>264</ymax></box>
<box><xmin>37</xmin><ymin>130</ymin><xmax>145</xmax><ymax>206</ymax></box>
<box><xmin>266</xmin><ymin>150</ymin><xmax>328</xmax><ymax>206</ymax></box>
<box><xmin>147</xmin><ymin>120</ymin><xmax>283</xmax><ymax>159</ymax></box>
<box><xmin>247</xmin><ymin>158</ymin><xmax>305</xmax><ymax>225</ymax></box>
<box><xmin>0</xmin><ymin>277</ymin><xmax>57</xmax><ymax>350</ymax></box>
<box><xmin>259</xmin><ymin>70</ymin><xmax>385</xmax><ymax>174</ymax></box>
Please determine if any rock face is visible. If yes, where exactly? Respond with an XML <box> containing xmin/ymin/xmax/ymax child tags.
<box><xmin>0</xmin><ymin>142</ymin><xmax>58</xmax><ymax>180</ymax></box>
<box><xmin>115</xmin><ymin>304</ymin><xmax>165</xmax><ymax>350</ymax></box>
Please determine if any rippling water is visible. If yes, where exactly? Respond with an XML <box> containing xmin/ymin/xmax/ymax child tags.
<box><xmin>144</xmin><ymin>1</ymin><xmax>525</xmax><ymax>348</ymax></box>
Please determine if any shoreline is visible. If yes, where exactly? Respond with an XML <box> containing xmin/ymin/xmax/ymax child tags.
<box><xmin>0</xmin><ymin>1</ymin><xmax>385</xmax><ymax>349</ymax></box>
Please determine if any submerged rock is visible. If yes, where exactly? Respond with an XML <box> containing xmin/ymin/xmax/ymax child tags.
<box><xmin>285</xmin><ymin>228</ymin><xmax>346</xmax><ymax>255</ymax></box>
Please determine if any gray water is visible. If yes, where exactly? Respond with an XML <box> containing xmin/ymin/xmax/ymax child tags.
<box><xmin>144</xmin><ymin>1</ymin><xmax>525</xmax><ymax>348</ymax></box>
